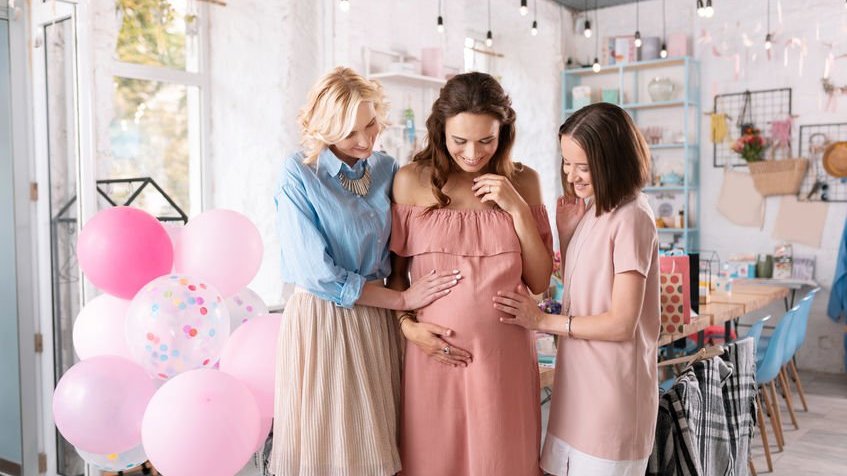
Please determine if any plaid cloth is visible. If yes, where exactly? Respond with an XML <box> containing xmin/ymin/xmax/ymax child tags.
<box><xmin>720</xmin><ymin>338</ymin><xmax>758</xmax><ymax>476</ymax></box>
<box><xmin>649</xmin><ymin>355</ymin><xmax>737</xmax><ymax>476</ymax></box>
<box><xmin>647</xmin><ymin>372</ymin><xmax>703</xmax><ymax>476</ymax></box>
<box><xmin>692</xmin><ymin>356</ymin><xmax>735</xmax><ymax>476</ymax></box>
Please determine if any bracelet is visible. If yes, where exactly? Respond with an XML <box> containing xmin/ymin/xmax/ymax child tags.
<box><xmin>397</xmin><ymin>312</ymin><xmax>417</xmax><ymax>329</ymax></box>
<box><xmin>567</xmin><ymin>315</ymin><xmax>574</xmax><ymax>338</ymax></box>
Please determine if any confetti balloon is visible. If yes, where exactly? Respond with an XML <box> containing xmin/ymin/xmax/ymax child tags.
<box><xmin>126</xmin><ymin>274</ymin><xmax>231</xmax><ymax>380</ymax></box>
<box><xmin>77</xmin><ymin>444</ymin><xmax>147</xmax><ymax>472</ymax></box>
<box><xmin>225</xmin><ymin>287</ymin><xmax>269</xmax><ymax>330</ymax></box>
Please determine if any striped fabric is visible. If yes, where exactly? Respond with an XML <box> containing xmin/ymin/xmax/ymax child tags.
<box><xmin>719</xmin><ymin>338</ymin><xmax>758</xmax><ymax>476</ymax></box>
<box><xmin>269</xmin><ymin>292</ymin><xmax>402</xmax><ymax>476</ymax></box>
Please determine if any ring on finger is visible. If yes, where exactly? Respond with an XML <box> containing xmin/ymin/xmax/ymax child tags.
<box><xmin>442</xmin><ymin>345</ymin><xmax>451</xmax><ymax>355</ymax></box>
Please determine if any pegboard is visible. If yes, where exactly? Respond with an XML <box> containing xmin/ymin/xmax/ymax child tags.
<box><xmin>798</xmin><ymin>123</ymin><xmax>847</xmax><ymax>202</ymax></box>
<box><xmin>712</xmin><ymin>88</ymin><xmax>793</xmax><ymax>167</ymax></box>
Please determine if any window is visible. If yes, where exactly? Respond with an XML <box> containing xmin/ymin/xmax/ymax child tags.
<box><xmin>106</xmin><ymin>0</ymin><xmax>205</xmax><ymax>218</ymax></box>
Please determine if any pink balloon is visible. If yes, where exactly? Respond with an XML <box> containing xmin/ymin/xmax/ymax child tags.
<box><xmin>53</xmin><ymin>356</ymin><xmax>156</xmax><ymax>454</ymax></box>
<box><xmin>219</xmin><ymin>314</ymin><xmax>281</xmax><ymax>418</ymax></box>
<box><xmin>72</xmin><ymin>294</ymin><xmax>133</xmax><ymax>361</ymax></box>
<box><xmin>175</xmin><ymin>209</ymin><xmax>263</xmax><ymax>297</ymax></box>
<box><xmin>77</xmin><ymin>207</ymin><xmax>173</xmax><ymax>299</ymax></box>
<box><xmin>163</xmin><ymin>223</ymin><xmax>184</xmax><ymax>272</ymax></box>
<box><xmin>141</xmin><ymin>369</ymin><xmax>261</xmax><ymax>476</ymax></box>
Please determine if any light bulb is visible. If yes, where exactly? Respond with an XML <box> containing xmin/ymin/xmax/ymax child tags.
<box><xmin>660</xmin><ymin>43</ymin><xmax>668</xmax><ymax>58</ymax></box>
<box><xmin>765</xmin><ymin>33</ymin><xmax>772</xmax><ymax>50</ymax></box>
<box><xmin>437</xmin><ymin>16</ymin><xmax>444</xmax><ymax>33</ymax></box>
<box><xmin>696</xmin><ymin>0</ymin><xmax>706</xmax><ymax>17</ymax></box>
<box><xmin>485</xmin><ymin>31</ymin><xmax>493</xmax><ymax>47</ymax></box>
<box><xmin>592</xmin><ymin>58</ymin><xmax>601</xmax><ymax>73</ymax></box>
<box><xmin>531</xmin><ymin>20</ymin><xmax>538</xmax><ymax>36</ymax></box>
<box><xmin>634</xmin><ymin>31</ymin><xmax>642</xmax><ymax>48</ymax></box>
<box><xmin>339</xmin><ymin>0</ymin><xmax>350</xmax><ymax>12</ymax></box>
<box><xmin>520</xmin><ymin>1</ymin><xmax>528</xmax><ymax>16</ymax></box>
<box><xmin>583</xmin><ymin>20</ymin><xmax>592</xmax><ymax>38</ymax></box>
<box><xmin>705</xmin><ymin>0</ymin><xmax>714</xmax><ymax>17</ymax></box>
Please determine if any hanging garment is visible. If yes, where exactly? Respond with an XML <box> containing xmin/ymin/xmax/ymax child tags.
<box><xmin>770</xmin><ymin>117</ymin><xmax>793</xmax><ymax>151</ymax></box>
<box><xmin>828</xmin><ymin>217</ymin><xmax>847</xmax><ymax>323</ymax></box>
<box><xmin>719</xmin><ymin>338</ymin><xmax>758</xmax><ymax>476</ymax></box>
<box><xmin>691</xmin><ymin>357</ymin><xmax>735</xmax><ymax>476</ymax></box>
<box><xmin>717</xmin><ymin>166</ymin><xmax>765</xmax><ymax>228</ymax></box>
<box><xmin>711</xmin><ymin>113</ymin><xmax>729</xmax><ymax>144</ymax></box>
<box><xmin>647</xmin><ymin>372</ymin><xmax>703</xmax><ymax>476</ymax></box>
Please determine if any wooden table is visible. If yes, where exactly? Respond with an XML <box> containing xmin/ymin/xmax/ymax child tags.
<box><xmin>539</xmin><ymin>284</ymin><xmax>791</xmax><ymax>390</ymax></box>
<box><xmin>658</xmin><ymin>283</ymin><xmax>790</xmax><ymax>347</ymax></box>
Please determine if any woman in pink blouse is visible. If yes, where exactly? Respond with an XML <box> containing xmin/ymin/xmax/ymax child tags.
<box><xmin>494</xmin><ymin>103</ymin><xmax>660</xmax><ymax>476</ymax></box>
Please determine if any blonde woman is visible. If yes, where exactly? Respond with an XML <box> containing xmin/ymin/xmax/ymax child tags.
<box><xmin>270</xmin><ymin>67</ymin><xmax>461</xmax><ymax>475</ymax></box>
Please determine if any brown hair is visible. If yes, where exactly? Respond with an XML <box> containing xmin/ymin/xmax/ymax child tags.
<box><xmin>413</xmin><ymin>72</ymin><xmax>517</xmax><ymax>209</ymax></box>
<box><xmin>558</xmin><ymin>103</ymin><xmax>650</xmax><ymax>216</ymax></box>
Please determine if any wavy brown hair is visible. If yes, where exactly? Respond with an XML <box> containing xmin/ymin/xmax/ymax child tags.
<box><xmin>412</xmin><ymin>72</ymin><xmax>517</xmax><ymax>209</ymax></box>
<box><xmin>558</xmin><ymin>103</ymin><xmax>650</xmax><ymax>216</ymax></box>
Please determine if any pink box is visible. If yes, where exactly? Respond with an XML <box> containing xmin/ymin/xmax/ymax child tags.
<box><xmin>421</xmin><ymin>47</ymin><xmax>444</xmax><ymax>79</ymax></box>
<box><xmin>667</xmin><ymin>33</ymin><xmax>688</xmax><ymax>57</ymax></box>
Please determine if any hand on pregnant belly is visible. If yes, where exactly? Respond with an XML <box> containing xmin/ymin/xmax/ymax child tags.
<box><xmin>402</xmin><ymin>269</ymin><xmax>463</xmax><ymax>310</ymax></box>
<box><xmin>494</xmin><ymin>284</ymin><xmax>545</xmax><ymax>331</ymax></box>
<box><xmin>400</xmin><ymin>320</ymin><xmax>473</xmax><ymax>367</ymax></box>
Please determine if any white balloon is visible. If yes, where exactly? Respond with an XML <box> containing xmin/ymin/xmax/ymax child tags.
<box><xmin>72</xmin><ymin>294</ymin><xmax>133</xmax><ymax>361</ymax></box>
<box><xmin>225</xmin><ymin>287</ymin><xmax>269</xmax><ymax>331</ymax></box>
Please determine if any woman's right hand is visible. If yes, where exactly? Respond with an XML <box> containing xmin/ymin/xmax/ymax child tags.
<box><xmin>556</xmin><ymin>195</ymin><xmax>587</xmax><ymax>242</ymax></box>
<box><xmin>400</xmin><ymin>320</ymin><xmax>473</xmax><ymax>367</ymax></box>
<box><xmin>401</xmin><ymin>269</ymin><xmax>462</xmax><ymax>310</ymax></box>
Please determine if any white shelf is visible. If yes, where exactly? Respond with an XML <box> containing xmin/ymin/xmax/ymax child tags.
<box><xmin>369</xmin><ymin>72</ymin><xmax>446</xmax><ymax>88</ymax></box>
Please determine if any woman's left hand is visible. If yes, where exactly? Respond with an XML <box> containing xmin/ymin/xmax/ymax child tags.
<box><xmin>472</xmin><ymin>174</ymin><xmax>528</xmax><ymax>216</ymax></box>
<box><xmin>494</xmin><ymin>285</ymin><xmax>544</xmax><ymax>331</ymax></box>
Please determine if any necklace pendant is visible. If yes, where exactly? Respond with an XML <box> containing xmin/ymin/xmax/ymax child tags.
<box><xmin>338</xmin><ymin>167</ymin><xmax>372</xmax><ymax>197</ymax></box>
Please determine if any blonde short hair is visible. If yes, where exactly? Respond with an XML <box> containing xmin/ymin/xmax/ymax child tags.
<box><xmin>298</xmin><ymin>67</ymin><xmax>389</xmax><ymax>164</ymax></box>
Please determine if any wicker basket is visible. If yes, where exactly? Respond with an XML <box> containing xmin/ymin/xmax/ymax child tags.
<box><xmin>748</xmin><ymin>157</ymin><xmax>809</xmax><ymax>196</ymax></box>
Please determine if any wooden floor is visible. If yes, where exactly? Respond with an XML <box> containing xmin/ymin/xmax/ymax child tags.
<box><xmin>236</xmin><ymin>369</ymin><xmax>847</xmax><ymax>475</ymax></box>
<box><xmin>750</xmin><ymin>370</ymin><xmax>847</xmax><ymax>475</ymax></box>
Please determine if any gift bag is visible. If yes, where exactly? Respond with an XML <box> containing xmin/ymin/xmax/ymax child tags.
<box><xmin>660</xmin><ymin>254</ymin><xmax>692</xmax><ymax>335</ymax></box>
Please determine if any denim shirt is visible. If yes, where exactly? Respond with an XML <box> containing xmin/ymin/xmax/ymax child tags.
<box><xmin>274</xmin><ymin>147</ymin><xmax>397</xmax><ymax>308</ymax></box>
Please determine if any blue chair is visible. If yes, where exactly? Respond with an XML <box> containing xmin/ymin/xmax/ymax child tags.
<box><xmin>745</xmin><ymin>315</ymin><xmax>771</xmax><ymax>352</ymax></box>
<box><xmin>783</xmin><ymin>288</ymin><xmax>820</xmax><ymax>413</ymax></box>
<box><xmin>756</xmin><ymin>307</ymin><xmax>799</xmax><ymax>459</ymax></box>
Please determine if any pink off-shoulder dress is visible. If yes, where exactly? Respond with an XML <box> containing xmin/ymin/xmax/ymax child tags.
<box><xmin>391</xmin><ymin>204</ymin><xmax>553</xmax><ymax>476</ymax></box>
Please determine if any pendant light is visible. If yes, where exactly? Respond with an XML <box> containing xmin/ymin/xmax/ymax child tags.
<box><xmin>583</xmin><ymin>0</ymin><xmax>592</xmax><ymax>38</ymax></box>
<box><xmin>339</xmin><ymin>0</ymin><xmax>350</xmax><ymax>13</ymax></box>
<box><xmin>696</xmin><ymin>0</ymin><xmax>706</xmax><ymax>17</ymax></box>
<box><xmin>437</xmin><ymin>0</ymin><xmax>445</xmax><ymax>33</ymax></box>
<box><xmin>520</xmin><ymin>0</ymin><xmax>529</xmax><ymax>16</ymax></box>
<box><xmin>531</xmin><ymin>0</ymin><xmax>538</xmax><ymax>36</ymax></box>
<box><xmin>704</xmin><ymin>0</ymin><xmax>714</xmax><ymax>18</ymax></box>
<box><xmin>660</xmin><ymin>0</ymin><xmax>668</xmax><ymax>58</ymax></box>
<box><xmin>592</xmin><ymin>0</ymin><xmax>600</xmax><ymax>73</ymax></box>
<box><xmin>486</xmin><ymin>0</ymin><xmax>494</xmax><ymax>47</ymax></box>
<box><xmin>764</xmin><ymin>0</ymin><xmax>772</xmax><ymax>50</ymax></box>
<box><xmin>633</xmin><ymin>0</ymin><xmax>642</xmax><ymax>48</ymax></box>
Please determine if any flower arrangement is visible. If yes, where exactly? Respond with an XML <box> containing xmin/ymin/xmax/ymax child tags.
<box><xmin>731</xmin><ymin>126</ymin><xmax>767</xmax><ymax>163</ymax></box>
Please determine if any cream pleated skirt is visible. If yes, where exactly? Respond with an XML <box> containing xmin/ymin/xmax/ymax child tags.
<box><xmin>270</xmin><ymin>291</ymin><xmax>402</xmax><ymax>476</ymax></box>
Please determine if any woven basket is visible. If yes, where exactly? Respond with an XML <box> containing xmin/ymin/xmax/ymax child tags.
<box><xmin>748</xmin><ymin>157</ymin><xmax>809</xmax><ymax>196</ymax></box>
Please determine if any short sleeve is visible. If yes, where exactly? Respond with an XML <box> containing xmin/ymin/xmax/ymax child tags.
<box><xmin>612</xmin><ymin>203</ymin><xmax>657</xmax><ymax>277</ymax></box>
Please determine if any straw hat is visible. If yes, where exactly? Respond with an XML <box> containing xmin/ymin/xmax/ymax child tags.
<box><xmin>823</xmin><ymin>142</ymin><xmax>847</xmax><ymax>178</ymax></box>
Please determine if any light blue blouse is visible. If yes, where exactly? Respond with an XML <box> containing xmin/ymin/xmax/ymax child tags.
<box><xmin>274</xmin><ymin>148</ymin><xmax>398</xmax><ymax>308</ymax></box>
